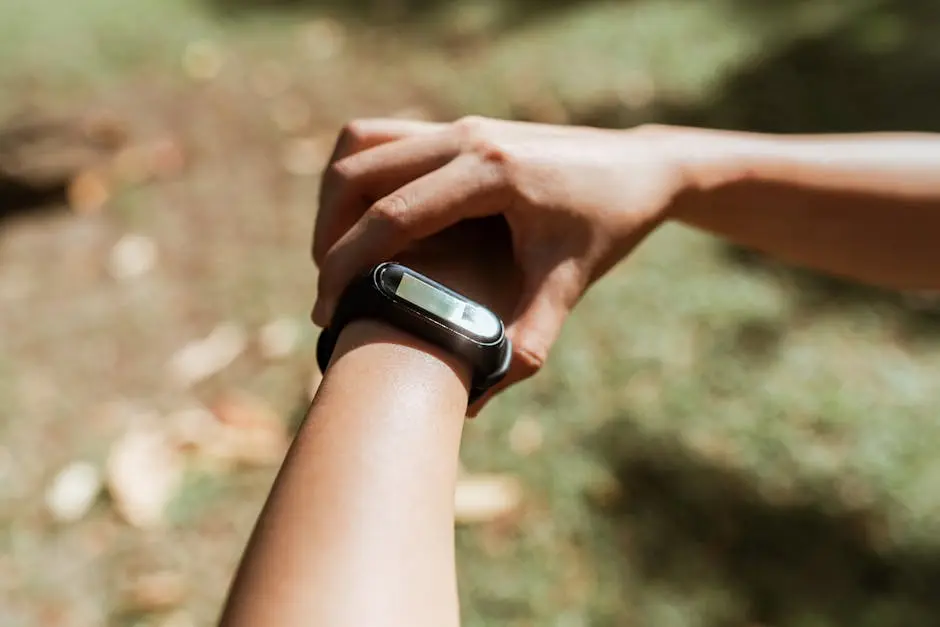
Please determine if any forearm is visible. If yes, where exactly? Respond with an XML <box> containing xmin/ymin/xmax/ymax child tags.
<box><xmin>219</xmin><ymin>319</ymin><xmax>469</xmax><ymax>627</ymax></box>
<box><xmin>663</xmin><ymin>128</ymin><xmax>940</xmax><ymax>289</ymax></box>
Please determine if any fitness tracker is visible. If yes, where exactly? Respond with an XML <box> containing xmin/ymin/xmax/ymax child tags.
<box><xmin>316</xmin><ymin>262</ymin><xmax>512</xmax><ymax>404</ymax></box>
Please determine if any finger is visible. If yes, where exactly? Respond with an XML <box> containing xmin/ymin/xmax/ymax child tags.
<box><xmin>313</xmin><ymin>155</ymin><xmax>506</xmax><ymax>325</ymax></box>
<box><xmin>466</xmin><ymin>263</ymin><xmax>584</xmax><ymax>418</ymax></box>
<box><xmin>314</xmin><ymin>130</ymin><xmax>461</xmax><ymax>264</ymax></box>
<box><xmin>504</xmin><ymin>263</ymin><xmax>583</xmax><ymax>384</ymax></box>
<box><xmin>314</xmin><ymin>118</ymin><xmax>446</xmax><ymax>263</ymax></box>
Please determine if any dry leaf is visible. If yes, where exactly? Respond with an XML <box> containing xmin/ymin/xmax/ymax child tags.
<box><xmin>124</xmin><ymin>571</ymin><xmax>187</xmax><ymax>611</ymax></box>
<box><xmin>508</xmin><ymin>417</ymin><xmax>543</xmax><ymax>456</ymax></box>
<box><xmin>182</xmin><ymin>40</ymin><xmax>224</xmax><ymax>81</ymax></box>
<box><xmin>107</xmin><ymin>429</ymin><xmax>183</xmax><ymax>528</ymax></box>
<box><xmin>169</xmin><ymin>323</ymin><xmax>247</xmax><ymax>387</ymax></box>
<box><xmin>168</xmin><ymin>396</ymin><xmax>288</xmax><ymax>470</ymax></box>
<box><xmin>208</xmin><ymin>391</ymin><xmax>289</xmax><ymax>467</ymax></box>
<box><xmin>67</xmin><ymin>169</ymin><xmax>110</xmax><ymax>214</ymax></box>
<box><xmin>166</xmin><ymin>406</ymin><xmax>219</xmax><ymax>451</ymax></box>
<box><xmin>258</xmin><ymin>317</ymin><xmax>301</xmax><ymax>360</ymax></box>
<box><xmin>455</xmin><ymin>474</ymin><xmax>522</xmax><ymax>524</ymax></box>
<box><xmin>45</xmin><ymin>461</ymin><xmax>102</xmax><ymax>523</ymax></box>
<box><xmin>108</xmin><ymin>234</ymin><xmax>158</xmax><ymax>281</ymax></box>
<box><xmin>282</xmin><ymin>137</ymin><xmax>330</xmax><ymax>176</ymax></box>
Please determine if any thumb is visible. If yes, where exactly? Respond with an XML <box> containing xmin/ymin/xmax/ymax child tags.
<box><xmin>469</xmin><ymin>263</ymin><xmax>583</xmax><ymax>417</ymax></box>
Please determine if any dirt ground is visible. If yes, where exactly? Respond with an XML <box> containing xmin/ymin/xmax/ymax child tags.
<box><xmin>4</xmin><ymin>2</ymin><xmax>940</xmax><ymax>626</ymax></box>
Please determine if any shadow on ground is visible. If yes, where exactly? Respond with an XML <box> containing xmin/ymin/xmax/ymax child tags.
<box><xmin>0</xmin><ymin>175</ymin><xmax>66</xmax><ymax>226</ymax></box>
<box><xmin>589</xmin><ymin>421</ymin><xmax>940</xmax><ymax>626</ymax></box>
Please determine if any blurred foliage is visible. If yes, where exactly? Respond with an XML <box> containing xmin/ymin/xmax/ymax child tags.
<box><xmin>2</xmin><ymin>0</ymin><xmax>940</xmax><ymax>626</ymax></box>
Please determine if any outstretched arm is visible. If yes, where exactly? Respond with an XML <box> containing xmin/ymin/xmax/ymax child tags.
<box><xmin>308</xmin><ymin>118</ymin><xmax>940</xmax><ymax>403</ymax></box>
<box><xmin>668</xmin><ymin>129</ymin><xmax>940</xmax><ymax>290</ymax></box>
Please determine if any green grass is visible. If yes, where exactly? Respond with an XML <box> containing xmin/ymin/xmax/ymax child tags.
<box><xmin>3</xmin><ymin>0</ymin><xmax>940</xmax><ymax>626</ymax></box>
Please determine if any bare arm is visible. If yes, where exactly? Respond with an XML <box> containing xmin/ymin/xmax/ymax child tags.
<box><xmin>668</xmin><ymin>129</ymin><xmax>940</xmax><ymax>290</ymax></box>
<box><xmin>218</xmin><ymin>220</ymin><xmax>517</xmax><ymax>626</ymax></box>
<box><xmin>308</xmin><ymin>118</ymin><xmax>940</xmax><ymax>402</ymax></box>
<box><xmin>218</xmin><ymin>318</ymin><xmax>469</xmax><ymax>627</ymax></box>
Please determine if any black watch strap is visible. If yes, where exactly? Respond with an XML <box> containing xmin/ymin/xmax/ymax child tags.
<box><xmin>316</xmin><ymin>264</ymin><xmax>512</xmax><ymax>405</ymax></box>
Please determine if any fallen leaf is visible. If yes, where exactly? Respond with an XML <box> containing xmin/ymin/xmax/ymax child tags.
<box><xmin>508</xmin><ymin>416</ymin><xmax>543</xmax><ymax>456</ymax></box>
<box><xmin>108</xmin><ymin>234</ymin><xmax>158</xmax><ymax>281</ymax></box>
<box><xmin>67</xmin><ymin>169</ymin><xmax>110</xmax><ymax>214</ymax></box>
<box><xmin>107</xmin><ymin>429</ymin><xmax>183</xmax><ymax>528</ymax></box>
<box><xmin>208</xmin><ymin>391</ymin><xmax>289</xmax><ymax>467</ymax></box>
<box><xmin>258</xmin><ymin>317</ymin><xmax>302</xmax><ymax>360</ymax></box>
<box><xmin>166</xmin><ymin>406</ymin><xmax>220</xmax><ymax>451</ymax></box>
<box><xmin>281</xmin><ymin>136</ymin><xmax>330</xmax><ymax>176</ymax></box>
<box><xmin>182</xmin><ymin>40</ymin><xmax>224</xmax><ymax>81</ymax></box>
<box><xmin>124</xmin><ymin>571</ymin><xmax>187</xmax><ymax>612</ymax></box>
<box><xmin>45</xmin><ymin>461</ymin><xmax>102</xmax><ymax>523</ymax></box>
<box><xmin>168</xmin><ymin>397</ymin><xmax>288</xmax><ymax>470</ymax></box>
<box><xmin>455</xmin><ymin>474</ymin><xmax>522</xmax><ymax>524</ymax></box>
<box><xmin>169</xmin><ymin>323</ymin><xmax>247</xmax><ymax>387</ymax></box>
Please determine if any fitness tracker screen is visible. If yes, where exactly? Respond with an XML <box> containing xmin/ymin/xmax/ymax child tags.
<box><xmin>381</xmin><ymin>264</ymin><xmax>502</xmax><ymax>342</ymax></box>
<box><xmin>397</xmin><ymin>273</ymin><xmax>465</xmax><ymax>322</ymax></box>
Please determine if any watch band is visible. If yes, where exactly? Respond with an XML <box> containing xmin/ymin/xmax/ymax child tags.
<box><xmin>316</xmin><ymin>263</ymin><xmax>512</xmax><ymax>405</ymax></box>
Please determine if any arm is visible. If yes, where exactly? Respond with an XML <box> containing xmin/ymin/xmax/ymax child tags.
<box><xmin>219</xmin><ymin>221</ymin><xmax>516</xmax><ymax>627</ymax></box>
<box><xmin>308</xmin><ymin>118</ymin><xmax>940</xmax><ymax>402</ymax></box>
<box><xmin>217</xmin><ymin>320</ymin><xmax>470</xmax><ymax>627</ymax></box>
<box><xmin>667</xmin><ymin>129</ymin><xmax>940</xmax><ymax>290</ymax></box>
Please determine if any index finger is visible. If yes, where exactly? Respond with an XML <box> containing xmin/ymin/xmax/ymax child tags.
<box><xmin>314</xmin><ymin>118</ymin><xmax>445</xmax><ymax>264</ymax></box>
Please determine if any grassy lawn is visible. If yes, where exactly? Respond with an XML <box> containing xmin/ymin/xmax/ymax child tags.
<box><xmin>2</xmin><ymin>1</ymin><xmax>940</xmax><ymax>626</ymax></box>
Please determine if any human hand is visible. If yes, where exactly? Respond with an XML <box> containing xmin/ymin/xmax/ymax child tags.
<box><xmin>312</xmin><ymin>116</ymin><xmax>692</xmax><ymax>404</ymax></box>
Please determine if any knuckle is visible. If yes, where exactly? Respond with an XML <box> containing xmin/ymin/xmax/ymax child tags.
<box><xmin>454</xmin><ymin>116</ymin><xmax>513</xmax><ymax>172</ymax></box>
<box><xmin>454</xmin><ymin>115</ymin><xmax>487</xmax><ymax>138</ymax></box>
<box><xmin>340</xmin><ymin>119</ymin><xmax>369</xmax><ymax>143</ymax></box>
<box><xmin>326</xmin><ymin>156</ymin><xmax>356</xmax><ymax>185</ymax></box>
<box><xmin>369</xmin><ymin>194</ymin><xmax>411</xmax><ymax>232</ymax></box>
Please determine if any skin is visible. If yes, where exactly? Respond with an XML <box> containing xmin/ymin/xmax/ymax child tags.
<box><xmin>218</xmin><ymin>319</ymin><xmax>470</xmax><ymax>627</ymax></box>
<box><xmin>311</xmin><ymin>117</ymin><xmax>940</xmax><ymax>408</ymax></box>
<box><xmin>219</xmin><ymin>222</ymin><xmax>517</xmax><ymax>627</ymax></box>
<box><xmin>221</xmin><ymin>117</ymin><xmax>940</xmax><ymax>626</ymax></box>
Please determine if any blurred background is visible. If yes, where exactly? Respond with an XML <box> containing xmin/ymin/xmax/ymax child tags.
<box><xmin>2</xmin><ymin>0</ymin><xmax>940</xmax><ymax>625</ymax></box>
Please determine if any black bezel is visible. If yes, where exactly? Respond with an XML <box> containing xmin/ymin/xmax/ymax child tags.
<box><xmin>316</xmin><ymin>262</ymin><xmax>512</xmax><ymax>404</ymax></box>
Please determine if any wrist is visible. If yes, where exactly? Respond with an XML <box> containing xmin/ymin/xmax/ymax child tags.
<box><xmin>329</xmin><ymin>318</ymin><xmax>473</xmax><ymax>407</ymax></box>
<box><xmin>642</xmin><ymin>124</ymin><xmax>761</xmax><ymax>219</ymax></box>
